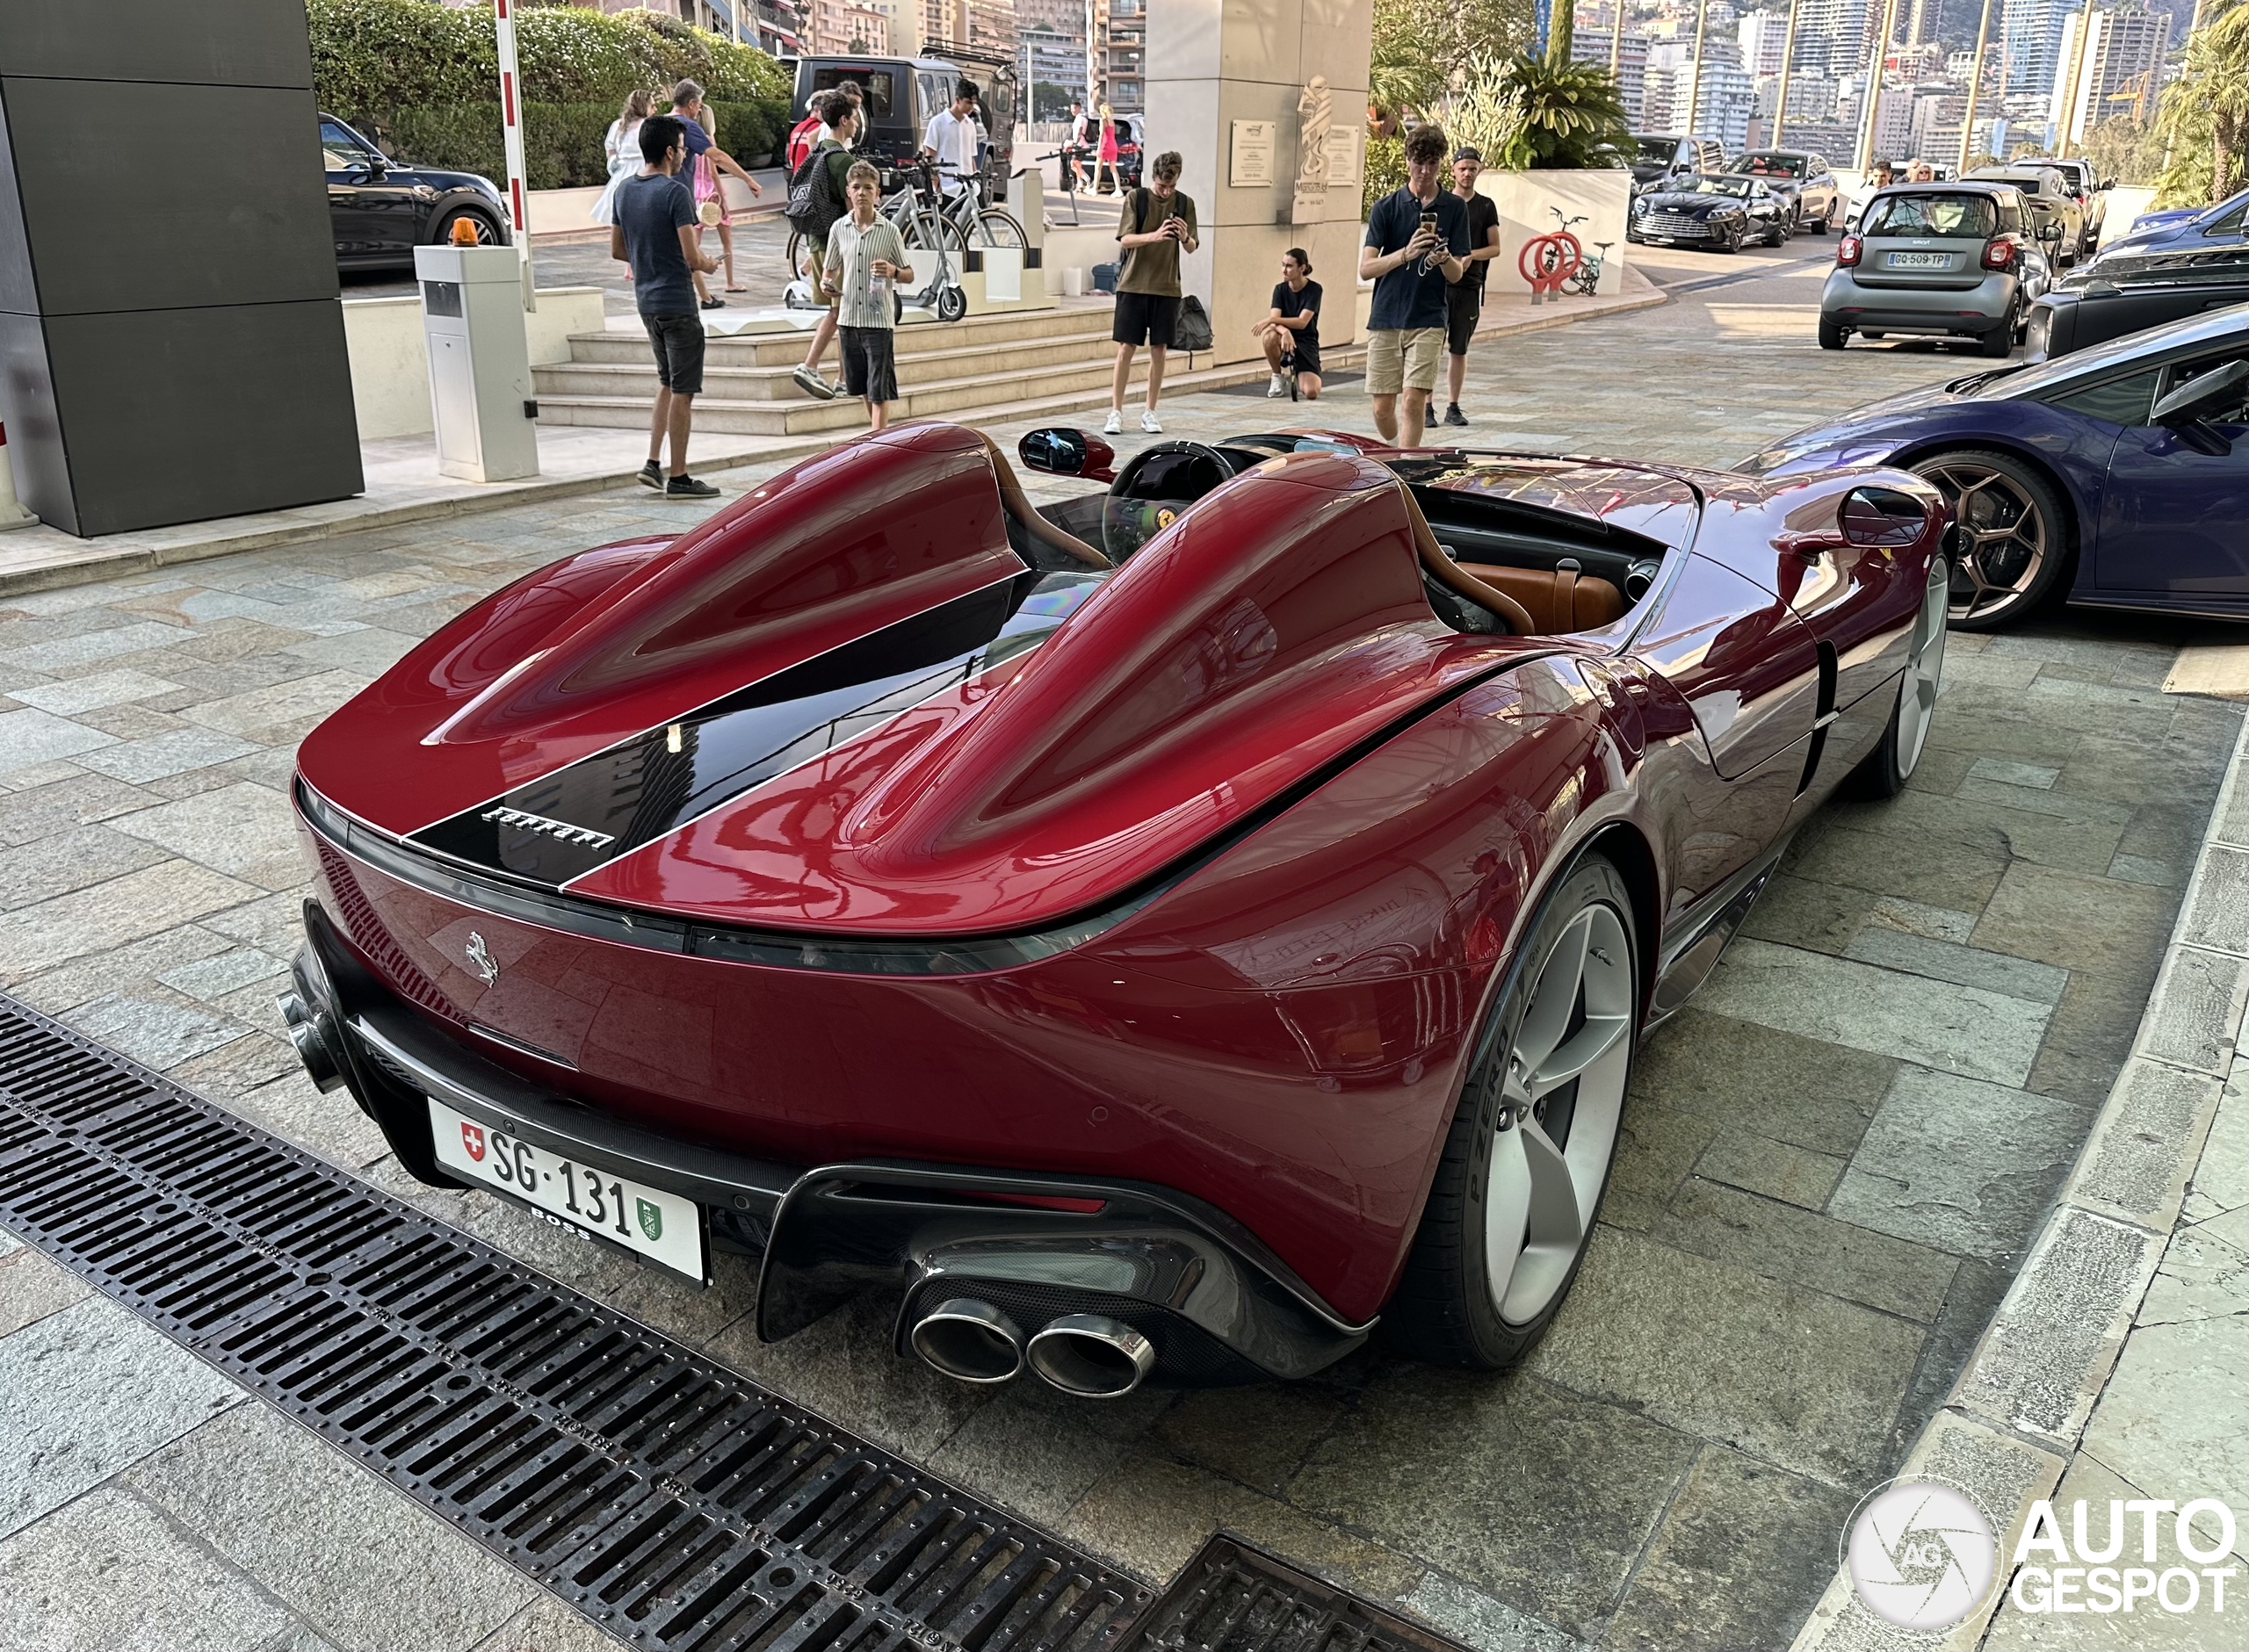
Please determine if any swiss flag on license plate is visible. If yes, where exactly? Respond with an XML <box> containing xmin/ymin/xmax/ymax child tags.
<box><xmin>461</xmin><ymin>1122</ymin><xmax>486</xmax><ymax>1161</ymax></box>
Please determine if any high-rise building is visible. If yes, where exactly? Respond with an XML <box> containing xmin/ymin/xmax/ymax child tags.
<box><xmin>2049</xmin><ymin>4</ymin><xmax>2170</xmax><ymax>144</ymax></box>
<box><xmin>1739</xmin><ymin>11</ymin><xmax>1790</xmax><ymax>77</ymax></box>
<box><xmin>1672</xmin><ymin>61</ymin><xmax>1759</xmax><ymax>148</ymax></box>
<box><xmin>1573</xmin><ymin>29</ymin><xmax>1653</xmax><ymax>126</ymax></box>
<box><xmin>1797</xmin><ymin>0</ymin><xmax>1885</xmax><ymax>78</ymax></box>
<box><xmin>809</xmin><ymin>0</ymin><xmax>893</xmax><ymax>52</ymax></box>
<box><xmin>2001</xmin><ymin>0</ymin><xmax>2082</xmax><ymax>96</ymax></box>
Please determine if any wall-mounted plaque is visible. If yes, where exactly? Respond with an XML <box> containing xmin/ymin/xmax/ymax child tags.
<box><xmin>1230</xmin><ymin>119</ymin><xmax>1276</xmax><ymax>187</ymax></box>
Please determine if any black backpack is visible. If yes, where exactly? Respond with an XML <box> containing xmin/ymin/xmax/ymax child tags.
<box><xmin>1174</xmin><ymin>295</ymin><xmax>1213</xmax><ymax>352</ymax></box>
<box><xmin>785</xmin><ymin>141</ymin><xmax>847</xmax><ymax>238</ymax></box>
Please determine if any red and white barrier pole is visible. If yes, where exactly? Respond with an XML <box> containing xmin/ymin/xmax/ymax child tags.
<box><xmin>494</xmin><ymin>0</ymin><xmax>537</xmax><ymax>311</ymax></box>
<box><xmin>0</xmin><ymin>422</ymin><xmax>38</xmax><ymax>530</ymax></box>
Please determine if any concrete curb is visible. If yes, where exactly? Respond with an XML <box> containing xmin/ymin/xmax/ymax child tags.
<box><xmin>0</xmin><ymin>279</ymin><xmax>1663</xmax><ymax>602</ymax></box>
<box><xmin>1790</xmin><ymin>698</ymin><xmax>2249</xmax><ymax>1651</ymax></box>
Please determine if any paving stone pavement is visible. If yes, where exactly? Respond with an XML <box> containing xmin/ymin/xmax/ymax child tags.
<box><xmin>0</xmin><ymin>248</ymin><xmax>2243</xmax><ymax>1652</ymax></box>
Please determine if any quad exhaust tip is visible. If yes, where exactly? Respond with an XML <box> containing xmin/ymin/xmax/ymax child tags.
<box><xmin>276</xmin><ymin>992</ymin><xmax>346</xmax><ymax>1094</ymax></box>
<box><xmin>909</xmin><ymin>1298</ymin><xmax>1025</xmax><ymax>1384</ymax></box>
<box><xmin>1025</xmin><ymin>1314</ymin><xmax>1155</xmax><ymax>1398</ymax></box>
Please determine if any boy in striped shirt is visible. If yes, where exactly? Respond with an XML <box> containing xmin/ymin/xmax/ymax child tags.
<box><xmin>821</xmin><ymin>162</ymin><xmax>915</xmax><ymax>431</ymax></box>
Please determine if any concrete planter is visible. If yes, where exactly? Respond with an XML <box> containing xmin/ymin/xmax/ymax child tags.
<box><xmin>1476</xmin><ymin>169</ymin><xmax>1635</xmax><ymax>299</ymax></box>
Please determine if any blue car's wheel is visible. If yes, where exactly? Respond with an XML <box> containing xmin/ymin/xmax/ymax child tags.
<box><xmin>1913</xmin><ymin>448</ymin><xmax>2068</xmax><ymax>631</ymax></box>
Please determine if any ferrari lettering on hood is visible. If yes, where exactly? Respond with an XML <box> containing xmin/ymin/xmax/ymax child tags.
<box><xmin>405</xmin><ymin>571</ymin><xmax>1103</xmax><ymax>890</ymax></box>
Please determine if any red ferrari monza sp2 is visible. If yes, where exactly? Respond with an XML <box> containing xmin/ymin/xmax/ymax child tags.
<box><xmin>282</xmin><ymin>422</ymin><xmax>1950</xmax><ymax>1396</ymax></box>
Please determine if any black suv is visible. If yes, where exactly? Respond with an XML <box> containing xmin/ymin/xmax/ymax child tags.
<box><xmin>322</xmin><ymin>113</ymin><xmax>510</xmax><ymax>270</ymax></box>
<box><xmin>2027</xmin><ymin>244</ymin><xmax>2249</xmax><ymax>361</ymax></box>
<box><xmin>1630</xmin><ymin>133</ymin><xmax>1728</xmax><ymax>190</ymax></box>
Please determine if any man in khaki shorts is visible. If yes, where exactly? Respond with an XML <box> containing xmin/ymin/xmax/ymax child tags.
<box><xmin>1359</xmin><ymin>123</ymin><xmax>1469</xmax><ymax>447</ymax></box>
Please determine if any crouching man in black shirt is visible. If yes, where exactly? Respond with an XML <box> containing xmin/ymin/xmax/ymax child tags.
<box><xmin>1251</xmin><ymin>248</ymin><xmax>1323</xmax><ymax>399</ymax></box>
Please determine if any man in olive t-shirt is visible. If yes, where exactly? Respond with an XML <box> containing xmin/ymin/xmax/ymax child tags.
<box><xmin>1108</xmin><ymin>149</ymin><xmax>1197</xmax><ymax>436</ymax></box>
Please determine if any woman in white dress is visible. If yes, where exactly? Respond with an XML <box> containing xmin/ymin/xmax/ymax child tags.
<box><xmin>590</xmin><ymin>90</ymin><xmax>654</xmax><ymax>228</ymax></box>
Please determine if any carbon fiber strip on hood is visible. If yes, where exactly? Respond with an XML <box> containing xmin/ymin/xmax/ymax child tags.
<box><xmin>405</xmin><ymin>572</ymin><xmax>1103</xmax><ymax>889</ymax></box>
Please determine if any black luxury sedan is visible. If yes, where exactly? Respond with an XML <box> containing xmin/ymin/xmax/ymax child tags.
<box><xmin>2027</xmin><ymin>240</ymin><xmax>2249</xmax><ymax>361</ymax></box>
<box><xmin>322</xmin><ymin>112</ymin><xmax>511</xmax><ymax>270</ymax></box>
<box><xmin>1628</xmin><ymin>173</ymin><xmax>1792</xmax><ymax>250</ymax></box>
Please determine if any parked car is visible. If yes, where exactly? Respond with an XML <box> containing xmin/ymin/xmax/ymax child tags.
<box><xmin>2028</xmin><ymin>157</ymin><xmax>2112</xmax><ymax>249</ymax></box>
<box><xmin>787</xmin><ymin>49</ymin><xmax>1018</xmax><ymax>203</ymax></box>
<box><xmin>281</xmin><ymin>420</ymin><xmax>1950</xmax><ymax>1391</ymax></box>
<box><xmin>2095</xmin><ymin>187</ymin><xmax>2249</xmax><ymax>264</ymax></box>
<box><xmin>1820</xmin><ymin>183</ymin><xmax>2053</xmax><ymax>355</ymax></box>
<box><xmin>1628</xmin><ymin>133</ymin><xmax>1729</xmax><ymax>190</ymax></box>
<box><xmin>1732</xmin><ymin>149</ymin><xmax>1843</xmax><ymax>232</ymax></box>
<box><xmin>321</xmin><ymin>113</ymin><xmax>509</xmax><ymax>270</ymax></box>
<box><xmin>1966</xmin><ymin>164</ymin><xmax>2090</xmax><ymax>262</ymax></box>
<box><xmin>1745</xmin><ymin>303</ymin><xmax>2248</xmax><ymax>630</ymax></box>
<box><xmin>1628</xmin><ymin>172</ymin><xmax>1791</xmax><ymax>249</ymax></box>
<box><xmin>2028</xmin><ymin>242</ymin><xmax>2249</xmax><ymax>360</ymax></box>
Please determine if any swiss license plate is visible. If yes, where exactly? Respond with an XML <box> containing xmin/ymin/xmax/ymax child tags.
<box><xmin>428</xmin><ymin>1098</ymin><xmax>705</xmax><ymax>1280</ymax></box>
<box><xmin>1887</xmin><ymin>251</ymin><xmax>1952</xmax><ymax>268</ymax></box>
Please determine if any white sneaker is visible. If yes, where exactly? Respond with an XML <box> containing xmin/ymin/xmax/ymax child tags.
<box><xmin>1102</xmin><ymin>409</ymin><xmax>1123</xmax><ymax>435</ymax></box>
<box><xmin>1139</xmin><ymin>409</ymin><xmax>1163</xmax><ymax>434</ymax></box>
<box><xmin>1267</xmin><ymin>373</ymin><xmax>1286</xmax><ymax>398</ymax></box>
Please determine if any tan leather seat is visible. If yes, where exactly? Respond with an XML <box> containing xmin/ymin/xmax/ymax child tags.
<box><xmin>1458</xmin><ymin>563</ymin><xmax>1626</xmax><ymax>634</ymax></box>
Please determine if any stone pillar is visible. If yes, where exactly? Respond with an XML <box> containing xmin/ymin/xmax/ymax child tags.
<box><xmin>1143</xmin><ymin>0</ymin><xmax>1373</xmax><ymax>366</ymax></box>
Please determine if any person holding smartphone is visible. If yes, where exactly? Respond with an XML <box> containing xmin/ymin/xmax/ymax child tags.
<box><xmin>1108</xmin><ymin>150</ymin><xmax>1198</xmax><ymax>435</ymax></box>
<box><xmin>1359</xmin><ymin>123</ymin><xmax>1470</xmax><ymax>448</ymax></box>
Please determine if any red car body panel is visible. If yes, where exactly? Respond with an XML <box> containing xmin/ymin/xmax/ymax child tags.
<box><xmin>292</xmin><ymin>424</ymin><xmax>1949</xmax><ymax>1334</ymax></box>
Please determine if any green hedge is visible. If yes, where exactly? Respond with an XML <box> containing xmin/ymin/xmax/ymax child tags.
<box><xmin>313</xmin><ymin>0</ymin><xmax>787</xmax><ymax>185</ymax></box>
<box><xmin>387</xmin><ymin>100</ymin><xmax>777</xmax><ymax>191</ymax></box>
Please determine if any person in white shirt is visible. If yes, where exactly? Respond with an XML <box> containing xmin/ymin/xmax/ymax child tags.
<box><xmin>921</xmin><ymin>82</ymin><xmax>980</xmax><ymax>198</ymax></box>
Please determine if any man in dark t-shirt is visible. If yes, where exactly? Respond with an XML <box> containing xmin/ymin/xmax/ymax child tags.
<box><xmin>1360</xmin><ymin>123</ymin><xmax>1470</xmax><ymax>447</ymax></box>
<box><xmin>611</xmin><ymin>114</ymin><xmax>722</xmax><ymax>499</ymax></box>
<box><xmin>1251</xmin><ymin>248</ymin><xmax>1324</xmax><ymax>399</ymax></box>
<box><xmin>1443</xmin><ymin>146</ymin><xmax>1505</xmax><ymax>428</ymax></box>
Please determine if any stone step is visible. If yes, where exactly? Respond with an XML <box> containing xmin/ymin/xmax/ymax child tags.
<box><xmin>565</xmin><ymin>302</ymin><xmax>1117</xmax><ymax>367</ymax></box>
<box><xmin>536</xmin><ymin>328</ymin><xmax>1132</xmax><ymax>400</ymax></box>
<box><xmin>535</xmin><ymin>345</ymin><xmax>1365</xmax><ymax>437</ymax></box>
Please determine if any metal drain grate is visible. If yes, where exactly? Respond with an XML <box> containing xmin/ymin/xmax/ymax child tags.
<box><xmin>1115</xmin><ymin>1537</ymin><xmax>1470</xmax><ymax>1652</ymax></box>
<box><xmin>0</xmin><ymin>995</ymin><xmax>1149</xmax><ymax>1652</ymax></box>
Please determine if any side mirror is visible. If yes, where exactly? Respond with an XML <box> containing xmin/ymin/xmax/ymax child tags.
<box><xmin>2150</xmin><ymin>359</ymin><xmax>2239</xmax><ymax>440</ymax></box>
<box><xmin>1019</xmin><ymin>426</ymin><xmax>1115</xmax><ymax>483</ymax></box>
<box><xmin>2101</xmin><ymin>177</ymin><xmax>2115</xmax><ymax>192</ymax></box>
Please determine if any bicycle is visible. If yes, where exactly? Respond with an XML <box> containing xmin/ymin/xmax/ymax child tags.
<box><xmin>1569</xmin><ymin>242</ymin><xmax>1613</xmax><ymax>297</ymax></box>
<box><xmin>922</xmin><ymin>162</ymin><xmax>1028</xmax><ymax>255</ymax></box>
<box><xmin>1036</xmin><ymin>147</ymin><xmax>1084</xmax><ymax>227</ymax></box>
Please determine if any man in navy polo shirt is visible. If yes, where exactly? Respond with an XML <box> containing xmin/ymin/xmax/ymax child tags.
<box><xmin>1359</xmin><ymin>123</ymin><xmax>1470</xmax><ymax>448</ymax></box>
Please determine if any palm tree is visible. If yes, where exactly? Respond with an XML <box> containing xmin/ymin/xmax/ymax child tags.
<box><xmin>2153</xmin><ymin>0</ymin><xmax>2248</xmax><ymax>206</ymax></box>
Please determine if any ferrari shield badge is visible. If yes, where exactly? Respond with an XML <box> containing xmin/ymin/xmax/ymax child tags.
<box><xmin>460</xmin><ymin>1122</ymin><xmax>486</xmax><ymax>1161</ymax></box>
<box><xmin>636</xmin><ymin>1198</ymin><xmax>663</xmax><ymax>1243</ymax></box>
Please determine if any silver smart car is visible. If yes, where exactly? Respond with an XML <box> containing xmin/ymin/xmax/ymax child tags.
<box><xmin>1819</xmin><ymin>182</ymin><xmax>2053</xmax><ymax>356</ymax></box>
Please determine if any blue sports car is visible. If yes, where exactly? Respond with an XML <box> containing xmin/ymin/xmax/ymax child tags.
<box><xmin>1740</xmin><ymin>304</ymin><xmax>2248</xmax><ymax>630</ymax></box>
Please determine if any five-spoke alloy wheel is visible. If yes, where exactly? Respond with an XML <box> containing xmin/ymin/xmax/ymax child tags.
<box><xmin>1912</xmin><ymin>448</ymin><xmax>2068</xmax><ymax>630</ymax></box>
<box><xmin>1388</xmin><ymin>854</ymin><xmax>1639</xmax><ymax>1367</ymax></box>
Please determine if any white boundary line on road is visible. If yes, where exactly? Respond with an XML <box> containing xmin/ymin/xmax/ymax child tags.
<box><xmin>1792</xmin><ymin>675</ymin><xmax>2249</xmax><ymax>1651</ymax></box>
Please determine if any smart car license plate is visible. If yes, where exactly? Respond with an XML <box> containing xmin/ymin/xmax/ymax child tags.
<box><xmin>1887</xmin><ymin>251</ymin><xmax>1951</xmax><ymax>268</ymax></box>
<box><xmin>428</xmin><ymin>1098</ymin><xmax>705</xmax><ymax>1280</ymax></box>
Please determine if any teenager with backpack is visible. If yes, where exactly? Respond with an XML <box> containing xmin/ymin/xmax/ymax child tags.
<box><xmin>786</xmin><ymin>93</ymin><xmax>860</xmax><ymax>400</ymax></box>
<box><xmin>1107</xmin><ymin>150</ymin><xmax>1197</xmax><ymax>435</ymax></box>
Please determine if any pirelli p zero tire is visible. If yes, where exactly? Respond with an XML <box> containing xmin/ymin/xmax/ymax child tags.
<box><xmin>1386</xmin><ymin>854</ymin><xmax>1639</xmax><ymax>1369</ymax></box>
